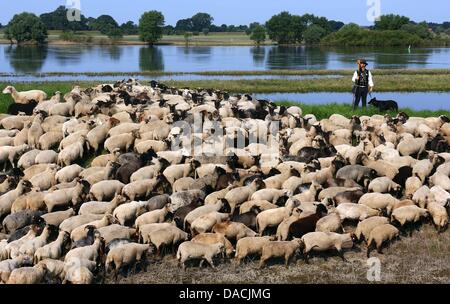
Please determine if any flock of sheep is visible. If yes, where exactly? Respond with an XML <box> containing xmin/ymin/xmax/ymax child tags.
<box><xmin>0</xmin><ymin>80</ymin><xmax>449</xmax><ymax>284</ymax></box>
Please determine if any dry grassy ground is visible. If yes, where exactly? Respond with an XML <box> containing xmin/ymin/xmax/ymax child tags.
<box><xmin>105</xmin><ymin>223</ymin><xmax>450</xmax><ymax>284</ymax></box>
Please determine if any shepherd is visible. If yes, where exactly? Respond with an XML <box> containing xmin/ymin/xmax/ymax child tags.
<box><xmin>352</xmin><ymin>59</ymin><xmax>374</xmax><ymax>110</ymax></box>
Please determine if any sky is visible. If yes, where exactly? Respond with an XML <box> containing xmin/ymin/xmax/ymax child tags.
<box><xmin>0</xmin><ymin>0</ymin><xmax>448</xmax><ymax>26</ymax></box>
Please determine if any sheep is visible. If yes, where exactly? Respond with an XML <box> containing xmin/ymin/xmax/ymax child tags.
<box><xmin>234</xmin><ymin>236</ymin><xmax>275</xmax><ymax>265</ymax></box>
<box><xmin>169</xmin><ymin>189</ymin><xmax>205</xmax><ymax>213</ymax></box>
<box><xmin>27</xmin><ymin>113</ymin><xmax>46</xmax><ymax>149</ymax></box>
<box><xmin>0</xmin><ymin>180</ymin><xmax>32</xmax><ymax>219</ymax></box>
<box><xmin>70</xmin><ymin>214</ymin><xmax>116</xmax><ymax>242</ymax></box>
<box><xmin>250</xmin><ymin>189</ymin><xmax>289</xmax><ymax>206</ymax></box>
<box><xmin>44</xmin><ymin>180</ymin><xmax>90</xmax><ymax>213</ymax></box>
<box><xmin>59</xmin><ymin>214</ymin><xmax>105</xmax><ymax>234</ymax></box>
<box><xmin>259</xmin><ymin>238</ymin><xmax>303</xmax><ymax>268</ymax></box>
<box><xmin>368</xmin><ymin>177</ymin><xmax>401</xmax><ymax>195</ymax></box>
<box><xmin>55</xmin><ymin>164</ymin><xmax>83</xmax><ymax>184</ymax></box>
<box><xmin>275</xmin><ymin>209</ymin><xmax>303</xmax><ymax>241</ymax></box>
<box><xmin>191</xmin><ymin>233</ymin><xmax>235</xmax><ymax>258</ymax></box>
<box><xmin>19</xmin><ymin>225</ymin><xmax>55</xmax><ymax>257</ymax></box>
<box><xmin>104</xmin><ymin>130</ymin><xmax>139</xmax><ymax>153</ymax></box>
<box><xmin>176</xmin><ymin>241</ymin><xmax>224</xmax><ymax>270</ymax></box>
<box><xmin>426</xmin><ymin>201</ymin><xmax>448</xmax><ymax>232</ymax></box>
<box><xmin>30</xmin><ymin>166</ymin><xmax>58</xmax><ymax>191</ymax></box>
<box><xmin>256</xmin><ymin>200</ymin><xmax>299</xmax><ymax>235</ymax></box>
<box><xmin>89</xmin><ymin>180</ymin><xmax>124</xmax><ymax>202</ymax></box>
<box><xmin>335</xmin><ymin>165</ymin><xmax>375</xmax><ymax>185</ymax></box>
<box><xmin>315</xmin><ymin>212</ymin><xmax>343</xmax><ymax>233</ymax></box>
<box><xmin>163</xmin><ymin>159</ymin><xmax>201</xmax><ymax>185</ymax></box>
<box><xmin>2</xmin><ymin>210</ymin><xmax>43</xmax><ymax>234</ymax></box>
<box><xmin>6</xmin><ymin>263</ymin><xmax>47</xmax><ymax>284</ymax></box>
<box><xmin>86</xmin><ymin>117</ymin><xmax>120</xmax><ymax>152</ymax></box>
<box><xmin>17</xmin><ymin>149</ymin><xmax>40</xmax><ymax>169</ymax></box>
<box><xmin>3</xmin><ymin>86</ymin><xmax>47</xmax><ymax>104</ymax></box>
<box><xmin>90</xmin><ymin>149</ymin><xmax>121</xmax><ymax>167</ymax></box>
<box><xmin>105</xmin><ymin>243</ymin><xmax>151</xmax><ymax>279</ymax></box>
<box><xmin>358</xmin><ymin>193</ymin><xmax>399</xmax><ymax>214</ymax></box>
<box><xmin>405</xmin><ymin>176</ymin><xmax>423</xmax><ymax>198</ymax></box>
<box><xmin>183</xmin><ymin>200</ymin><xmax>223</xmax><ymax>230</ymax></box>
<box><xmin>224</xmin><ymin>179</ymin><xmax>265</xmax><ymax>214</ymax></box>
<box><xmin>412</xmin><ymin>159</ymin><xmax>433</xmax><ymax>183</ymax></box>
<box><xmin>0</xmin><ymin>255</ymin><xmax>33</xmax><ymax>283</ymax></box>
<box><xmin>35</xmin><ymin>150</ymin><xmax>59</xmax><ymax>165</ymax></box>
<box><xmin>62</xmin><ymin>259</ymin><xmax>95</xmax><ymax>284</ymax></box>
<box><xmin>412</xmin><ymin>185</ymin><xmax>431</xmax><ymax>208</ymax></box>
<box><xmin>147</xmin><ymin>225</ymin><xmax>188</xmax><ymax>255</ymax></box>
<box><xmin>97</xmin><ymin>224</ymin><xmax>137</xmax><ymax>244</ymax></box>
<box><xmin>354</xmin><ymin>216</ymin><xmax>390</xmax><ymax>242</ymax></box>
<box><xmin>1</xmin><ymin>115</ymin><xmax>32</xmax><ymax>131</ymax></box>
<box><xmin>239</xmin><ymin>200</ymin><xmax>277</xmax><ymax>214</ymax></box>
<box><xmin>121</xmin><ymin>177</ymin><xmax>161</xmax><ymax>201</ymax></box>
<box><xmin>301</xmin><ymin>232</ymin><xmax>356</xmax><ymax>262</ymax></box>
<box><xmin>78</xmin><ymin>194</ymin><xmax>127</xmax><ymax>216</ymax></box>
<box><xmin>391</xmin><ymin>205</ymin><xmax>428</xmax><ymax>234</ymax></box>
<box><xmin>190</xmin><ymin>212</ymin><xmax>229</xmax><ymax>235</ymax></box>
<box><xmin>397</xmin><ymin>136</ymin><xmax>428</xmax><ymax>158</ymax></box>
<box><xmin>134</xmin><ymin>205</ymin><xmax>170</xmax><ymax>228</ymax></box>
<box><xmin>34</xmin><ymin>231</ymin><xmax>70</xmax><ymax>263</ymax></box>
<box><xmin>64</xmin><ymin>235</ymin><xmax>104</xmax><ymax>264</ymax></box>
<box><xmin>0</xmin><ymin>144</ymin><xmax>31</xmax><ymax>170</ymax></box>
<box><xmin>41</xmin><ymin>208</ymin><xmax>76</xmax><ymax>227</ymax></box>
<box><xmin>113</xmin><ymin>201</ymin><xmax>149</xmax><ymax>227</ymax></box>
<box><xmin>57</xmin><ymin>142</ymin><xmax>85</xmax><ymax>166</ymax></box>
<box><xmin>429</xmin><ymin>186</ymin><xmax>450</xmax><ymax>206</ymax></box>
<box><xmin>336</xmin><ymin>203</ymin><xmax>380</xmax><ymax>221</ymax></box>
<box><xmin>37</xmin><ymin>259</ymin><xmax>65</xmax><ymax>283</ymax></box>
<box><xmin>366</xmin><ymin>224</ymin><xmax>399</xmax><ymax>257</ymax></box>
<box><xmin>429</xmin><ymin>173</ymin><xmax>450</xmax><ymax>191</ymax></box>
<box><xmin>137</xmin><ymin>223</ymin><xmax>174</xmax><ymax>244</ymax></box>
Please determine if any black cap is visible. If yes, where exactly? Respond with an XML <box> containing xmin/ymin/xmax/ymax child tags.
<box><xmin>358</xmin><ymin>59</ymin><xmax>368</xmax><ymax>65</ymax></box>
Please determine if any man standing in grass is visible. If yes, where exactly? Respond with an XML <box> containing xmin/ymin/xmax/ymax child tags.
<box><xmin>352</xmin><ymin>59</ymin><xmax>374</xmax><ymax>109</ymax></box>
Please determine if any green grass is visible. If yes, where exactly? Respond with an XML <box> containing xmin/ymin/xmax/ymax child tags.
<box><xmin>1</xmin><ymin>81</ymin><xmax>448</xmax><ymax>118</ymax></box>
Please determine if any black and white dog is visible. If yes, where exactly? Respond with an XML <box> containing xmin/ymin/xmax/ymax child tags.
<box><xmin>368</xmin><ymin>97</ymin><xmax>398</xmax><ymax>112</ymax></box>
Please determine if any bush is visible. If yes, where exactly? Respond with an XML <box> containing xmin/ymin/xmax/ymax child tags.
<box><xmin>250</xmin><ymin>25</ymin><xmax>266</xmax><ymax>44</ymax></box>
<box><xmin>5</xmin><ymin>12</ymin><xmax>47</xmax><ymax>44</ymax></box>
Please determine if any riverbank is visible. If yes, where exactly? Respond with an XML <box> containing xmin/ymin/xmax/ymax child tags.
<box><xmin>1</xmin><ymin>81</ymin><xmax>449</xmax><ymax>117</ymax></box>
<box><xmin>0</xmin><ymin>30</ymin><xmax>275</xmax><ymax>46</ymax></box>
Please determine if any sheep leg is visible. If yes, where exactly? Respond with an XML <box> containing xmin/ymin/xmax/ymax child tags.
<box><xmin>284</xmin><ymin>254</ymin><xmax>291</xmax><ymax>268</ymax></box>
<box><xmin>337</xmin><ymin>249</ymin><xmax>347</xmax><ymax>262</ymax></box>
<box><xmin>259</xmin><ymin>258</ymin><xmax>267</xmax><ymax>269</ymax></box>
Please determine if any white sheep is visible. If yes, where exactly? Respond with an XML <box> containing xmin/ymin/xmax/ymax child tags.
<box><xmin>366</xmin><ymin>224</ymin><xmax>399</xmax><ymax>257</ymax></box>
<box><xmin>354</xmin><ymin>216</ymin><xmax>390</xmax><ymax>242</ymax></box>
<box><xmin>336</xmin><ymin>203</ymin><xmax>380</xmax><ymax>221</ymax></box>
<box><xmin>259</xmin><ymin>239</ymin><xmax>303</xmax><ymax>268</ymax></box>
<box><xmin>426</xmin><ymin>201</ymin><xmax>448</xmax><ymax>232</ymax></box>
<box><xmin>3</xmin><ymin>86</ymin><xmax>47</xmax><ymax>104</ymax></box>
<box><xmin>34</xmin><ymin>231</ymin><xmax>70</xmax><ymax>263</ymax></box>
<box><xmin>176</xmin><ymin>241</ymin><xmax>224</xmax><ymax>270</ymax></box>
<box><xmin>105</xmin><ymin>243</ymin><xmax>151</xmax><ymax>279</ymax></box>
<box><xmin>6</xmin><ymin>263</ymin><xmax>47</xmax><ymax>284</ymax></box>
<box><xmin>301</xmin><ymin>232</ymin><xmax>355</xmax><ymax>262</ymax></box>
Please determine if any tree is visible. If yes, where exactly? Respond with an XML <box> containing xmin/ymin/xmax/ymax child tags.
<box><xmin>163</xmin><ymin>25</ymin><xmax>175</xmax><ymax>35</ymax></box>
<box><xmin>191</xmin><ymin>13</ymin><xmax>213</xmax><ymax>32</ymax></box>
<box><xmin>91</xmin><ymin>15</ymin><xmax>119</xmax><ymax>34</ymax></box>
<box><xmin>107</xmin><ymin>28</ymin><xmax>123</xmax><ymax>40</ymax></box>
<box><xmin>401</xmin><ymin>22</ymin><xmax>431</xmax><ymax>39</ymax></box>
<box><xmin>5</xmin><ymin>13</ymin><xmax>47</xmax><ymax>44</ymax></box>
<box><xmin>374</xmin><ymin>14</ymin><xmax>410</xmax><ymax>30</ymax></box>
<box><xmin>175</xmin><ymin>18</ymin><xmax>193</xmax><ymax>32</ymax></box>
<box><xmin>303</xmin><ymin>25</ymin><xmax>327</xmax><ymax>44</ymax></box>
<box><xmin>250</xmin><ymin>25</ymin><xmax>266</xmax><ymax>45</ymax></box>
<box><xmin>202</xmin><ymin>28</ymin><xmax>210</xmax><ymax>36</ymax></box>
<box><xmin>265</xmin><ymin>12</ymin><xmax>305</xmax><ymax>44</ymax></box>
<box><xmin>328</xmin><ymin>20</ymin><xmax>345</xmax><ymax>32</ymax></box>
<box><xmin>40</xmin><ymin>5</ymin><xmax>90</xmax><ymax>31</ymax></box>
<box><xmin>139</xmin><ymin>11</ymin><xmax>165</xmax><ymax>45</ymax></box>
<box><xmin>121</xmin><ymin>21</ymin><xmax>138</xmax><ymax>35</ymax></box>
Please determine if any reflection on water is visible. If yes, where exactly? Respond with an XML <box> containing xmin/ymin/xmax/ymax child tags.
<box><xmin>0</xmin><ymin>44</ymin><xmax>447</xmax><ymax>73</ymax></box>
<box><xmin>4</xmin><ymin>45</ymin><xmax>48</xmax><ymax>73</ymax></box>
<box><xmin>139</xmin><ymin>47</ymin><xmax>164</xmax><ymax>71</ymax></box>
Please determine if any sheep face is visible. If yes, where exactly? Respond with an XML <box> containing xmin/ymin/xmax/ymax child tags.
<box><xmin>2</xmin><ymin>86</ymin><xmax>13</xmax><ymax>94</ymax></box>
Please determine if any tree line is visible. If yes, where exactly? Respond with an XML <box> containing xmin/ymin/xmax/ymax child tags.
<box><xmin>2</xmin><ymin>6</ymin><xmax>450</xmax><ymax>46</ymax></box>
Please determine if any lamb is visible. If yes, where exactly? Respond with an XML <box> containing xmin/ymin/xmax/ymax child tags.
<box><xmin>426</xmin><ymin>201</ymin><xmax>448</xmax><ymax>232</ymax></box>
<box><xmin>368</xmin><ymin>177</ymin><xmax>401</xmax><ymax>195</ymax></box>
<box><xmin>191</xmin><ymin>233</ymin><xmax>235</xmax><ymax>258</ymax></box>
<box><xmin>259</xmin><ymin>238</ymin><xmax>303</xmax><ymax>268</ymax></box>
<box><xmin>354</xmin><ymin>216</ymin><xmax>390</xmax><ymax>242</ymax></box>
<box><xmin>256</xmin><ymin>200</ymin><xmax>299</xmax><ymax>235</ymax></box>
<box><xmin>366</xmin><ymin>224</ymin><xmax>399</xmax><ymax>257</ymax></box>
<box><xmin>176</xmin><ymin>241</ymin><xmax>224</xmax><ymax>270</ymax></box>
<box><xmin>336</xmin><ymin>203</ymin><xmax>380</xmax><ymax>221</ymax></box>
<box><xmin>89</xmin><ymin>180</ymin><xmax>124</xmax><ymax>201</ymax></box>
<box><xmin>315</xmin><ymin>212</ymin><xmax>343</xmax><ymax>233</ymax></box>
<box><xmin>3</xmin><ymin>86</ymin><xmax>47</xmax><ymax>104</ymax></box>
<box><xmin>34</xmin><ymin>231</ymin><xmax>70</xmax><ymax>263</ymax></box>
<box><xmin>78</xmin><ymin>194</ymin><xmax>127</xmax><ymax>216</ymax></box>
<box><xmin>6</xmin><ymin>263</ymin><xmax>47</xmax><ymax>284</ymax></box>
<box><xmin>134</xmin><ymin>205</ymin><xmax>170</xmax><ymax>228</ymax></box>
<box><xmin>190</xmin><ymin>212</ymin><xmax>229</xmax><ymax>235</ymax></box>
<box><xmin>301</xmin><ymin>232</ymin><xmax>356</xmax><ymax>262</ymax></box>
<box><xmin>27</xmin><ymin>113</ymin><xmax>45</xmax><ymax>149</ymax></box>
<box><xmin>105</xmin><ymin>243</ymin><xmax>151</xmax><ymax>279</ymax></box>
